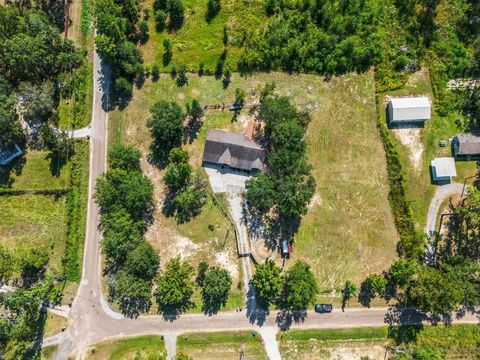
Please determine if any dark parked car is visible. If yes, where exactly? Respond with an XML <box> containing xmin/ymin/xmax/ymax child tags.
<box><xmin>315</xmin><ymin>304</ymin><xmax>333</xmax><ymax>313</ymax></box>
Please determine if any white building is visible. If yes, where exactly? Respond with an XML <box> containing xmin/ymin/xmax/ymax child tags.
<box><xmin>430</xmin><ymin>157</ymin><xmax>457</xmax><ymax>183</ymax></box>
<box><xmin>388</xmin><ymin>96</ymin><xmax>431</xmax><ymax>123</ymax></box>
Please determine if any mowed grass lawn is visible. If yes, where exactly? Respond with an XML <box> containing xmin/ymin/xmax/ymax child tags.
<box><xmin>110</xmin><ymin>71</ymin><xmax>398</xmax><ymax>302</ymax></box>
<box><xmin>380</xmin><ymin>68</ymin><xmax>476</xmax><ymax>230</ymax></box>
<box><xmin>278</xmin><ymin>327</ymin><xmax>389</xmax><ymax>360</ymax></box>
<box><xmin>87</xmin><ymin>336</ymin><xmax>166</xmax><ymax>360</ymax></box>
<box><xmin>0</xmin><ymin>150</ymin><xmax>70</xmax><ymax>190</ymax></box>
<box><xmin>177</xmin><ymin>331</ymin><xmax>267</xmax><ymax>360</ymax></box>
<box><xmin>142</xmin><ymin>0</ymin><xmax>267</xmax><ymax>71</ymax></box>
<box><xmin>0</xmin><ymin>194</ymin><xmax>67</xmax><ymax>276</ymax></box>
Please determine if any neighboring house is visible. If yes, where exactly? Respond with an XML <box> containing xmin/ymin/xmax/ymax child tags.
<box><xmin>387</xmin><ymin>96</ymin><xmax>431</xmax><ymax>124</ymax></box>
<box><xmin>430</xmin><ymin>157</ymin><xmax>457</xmax><ymax>183</ymax></box>
<box><xmin>452</xmin><ymin>133</ymin><xmax>480</xmax><ymax>160</ymax></box>
<box><xmin>202</xmin><ymin>129</ymin><xmax>265</xmax><ymax>172</ymax></box>
<box><xmin>0</xmin><ymin>144</ymin><xmax>23</xmax><ymax>166</ymax></box>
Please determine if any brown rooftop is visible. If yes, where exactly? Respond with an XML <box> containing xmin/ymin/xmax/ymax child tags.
<box><xmin>202</xmin><ymin>130</ymin><xmax>265</xmax><ymax>171</ymax></box>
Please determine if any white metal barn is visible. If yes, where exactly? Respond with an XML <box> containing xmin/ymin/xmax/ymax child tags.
<box><xmin>388</xmin><ymin>96</ymin><xmax>431</xmax><ymax>123</ymax></box>
<box><xmin>430</xmin><ymin>157</ymin><xmax>457</xmax><ymax>182</ymax></box>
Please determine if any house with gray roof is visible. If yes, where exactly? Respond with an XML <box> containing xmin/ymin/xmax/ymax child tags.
<box><xmin>452</xmin><ymin>133</ymin><xmax>480</xmax><ymax>160</ymax></box>
<box><xmin>202</xmin><ymin>130</ymin><xmax>265</xmax><ymax>172</ymax></box>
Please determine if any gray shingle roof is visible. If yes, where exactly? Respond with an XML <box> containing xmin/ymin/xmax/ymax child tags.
<box><xmin>203</xmin><ymin>130</ymin><xmax>265</xmax><ymax>171</ymax></box>
<box><xmin>453</xmin><ymin>133</ymin><xmax>480</xmax><ymax>156</ymax></box>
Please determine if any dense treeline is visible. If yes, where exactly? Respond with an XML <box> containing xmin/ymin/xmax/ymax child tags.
<box><xmin>95</xmin><ymin>143</ymin><xmax>158</xmax><ymax>317</ymax></box>
<box><xmin>0</xmin><ymin>5</ymin><xmax>83</xmax><ymax>148</ymax></box>
<box><xmin>246</xmin><ymin>84</ymin><xmax>315</xmax><ymax>237</ymax></box>
<box><xmin>95</xmin><ymin>0</ymin><xmax>147</xmax><ymax>100</ymax></box>
<box><xmin>238</xmin><ymin>0</ymin><xmax>405</xmax><ymax>78</ymax></box>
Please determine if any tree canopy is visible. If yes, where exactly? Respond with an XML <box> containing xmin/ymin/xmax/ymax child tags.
<box><xmin>279</xmin><ymin>261</ymin><xmax>318</xmax><ymax>311</ymax></box>
<box><xmin>155</xmin><ymin>258</ymin><xmax>194</xmax><ymax>314</ymax></box>
<box><xmin>148</xmin><ymin>100</ymin><xmax>185</xmax><ymax>163</ymax></box>
<box><xmin>251</xmin><ymin>260</ymin><xmax>283</xmax><ymax>308</ymax></box>
<box><xmin>201</xmin><ymin>266</ymin><xmax>232</xmax><ymax>314</ymax></box>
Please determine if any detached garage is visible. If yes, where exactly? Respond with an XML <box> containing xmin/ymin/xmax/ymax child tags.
<box><xmin>388</xmin><ymin>96</ymin><xmax>431</xmax><ymax>124</ymax></box>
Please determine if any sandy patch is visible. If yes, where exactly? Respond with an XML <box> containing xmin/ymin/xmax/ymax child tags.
<box><xmin>215</xmin><ymin>249</ymin><xmax>238</xmax><ymax>280</ymax></box>
<box><xmin>329</xmin><ymin>344</ymin><xmax>386</xmax><ymax>360</ymax></box>
<box><xmin>392</xmin><ymin>128</ymin><xmax>424</xmax><ymax>172</ymax></box>
<box><xmin>308</xmin><ymin>194</ymin><xmax>323</xmax><ymax>209</ymax></box>
<box><xmin>236</xmin><ymin>114</ymin><xmax>251</xmax><ymax>131</ymax></box>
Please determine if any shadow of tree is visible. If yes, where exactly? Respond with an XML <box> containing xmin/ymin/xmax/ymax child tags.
<box><xmin>0</xmin><ymin>156</ymin><xmax>26</xmax><ymax>187</ymax></box>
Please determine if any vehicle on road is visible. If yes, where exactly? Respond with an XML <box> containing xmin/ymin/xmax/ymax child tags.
<box><xmin>315</xmin><ymin>304</ymin><xmax>333</xmax><ymax>313</ymax></box>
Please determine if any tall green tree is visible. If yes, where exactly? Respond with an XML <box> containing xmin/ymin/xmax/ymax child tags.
<box><xmin>201</xmin><ymin>266</ymin><xmax>232</xmax><ymax>313</ymax></box>
<box><xmin>279</xmin><ymin>261</ymin><xmax>318</xmax><ymax>311</ymax></box>
<box><xmin>252</xmin><ymin>260</ymin><xmax>282</xmax><ymax>307</ymax></box>
<box><xmin>95</xmin><ymin>168</ymin><xmax>154</xmax><ymax>222</ymax></box>
<box><xmin>147</xmin><ymin>100</ymin><xmax>184</xmax><ymax>163</ymax></box>
<box><xmin>155</xmin><ymin>258</ymin><xmax>194</xmax><ymax>314</ymax></box>
<box><xmin>108</xmin><ymin>143</ymin><xmax>142</xmax><ymax>171</ymax></box>
<box><xmin>110</xmin><ymin>269</ymin><xmax>153</xmax><ymax>317</ymax></box>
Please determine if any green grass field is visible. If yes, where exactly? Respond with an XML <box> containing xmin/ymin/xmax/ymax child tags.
<box><xmin>380</xmin><ymin>69</ymin><xmax>477</xmax><ymax>230</ymax></box>
<box><xmin>0</xmin><ymin>150</ymin><xmax>70</xmax><ymax>190</ymax></box>
<box><xmin>41</xmin><ymin>345</ymin><xmax>58</xmax><ymax>360</ymax></box>
<box><xmin>142</xmin><ymin>0</ymin><xmax>266</xmax><ymax>71</ymax></box>
<box><xmin>109</xmin><ymin>71</ymin><xmax>399</xmax><ymax>302</ymax></box>
<box><xmin>278</xmin><ymin>325</ymin><xmax>480</xmax><ymax>360</ymax></box>
<box><xmin>0</xmin><ymin>194</ymin><xmax>67</xmax><ymax>276</ymax></box>
<box><xmin>177</xmin><ymin>331</ymin><xmax>267</xmax><ymax>360</ymax></box>
<box><xmin>87</xmin><ymin>336</ymin><xmax>166</xmax><ymax>360</ymax></box>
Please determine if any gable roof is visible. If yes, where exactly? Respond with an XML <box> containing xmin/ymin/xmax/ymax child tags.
<box><xmin>203</xmin><ymin>130</ymin><xmax>265</xmax><ymax>171</ymax></box>
<box><xmin>453</xmin><ymin>133</ymin><xmax>480</xmax><ymax>155</ymax></box>
<box><xmin>388</xmin><ymin>96</ymin><xmax>431</xmax><ymax>122</ymax></box>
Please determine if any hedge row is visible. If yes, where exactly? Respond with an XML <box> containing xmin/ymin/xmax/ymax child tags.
<box><xmin>376</xmin><ymin>105</ymin><xmax>424</xmax><ymax>260</ymax></box>
<box><xmin>63</xmin><ymin>140</ymin><xmax>89</xmax><ymax>282</ymax></box>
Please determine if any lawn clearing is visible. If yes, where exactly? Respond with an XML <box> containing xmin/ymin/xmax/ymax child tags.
<box><xmin>294</xmin><ymin>71</ymin><xmax>398</xmax><ymax>294</ymax></box>
<box><xmin>177</xmin><ymin>331</ymin><xmax>267</xmax><ymax>360</ymax></box>
<box><xmin>44</xmin><ymin>313</ymin><xmax>68</xmax><ymax>337</ymax></box>
<box><xmin>141</xmin><ymin>0</ymin><xmax>267</xmax><ymax>71</ymax></box>
<box><xmin>0</xmin><ymin>150</ymin><xmax>70</xmax><ymax>190</ymax></box>
<box><xmin>110</xmin><ymin>71</ymin><xmax>398</xmax><ymax>303</ymax></box>
<box><xmin>278</xmin><ymin>327</ymin><xmax>390</xmax><ymax>360</ymax></box>
<box><xmin>0</xmin><ymin>194</ymin><xmax>67</xmax><ymax>276</ymax></box>
<box><xmin>87</xmin><ymin>336</ymin><xmax>166</xmax><ymax>360</ymax></box>
<box><xmin>380</xmin><ymin>68</ymin><xmax>477</xmax><ymax>230</ymax></box>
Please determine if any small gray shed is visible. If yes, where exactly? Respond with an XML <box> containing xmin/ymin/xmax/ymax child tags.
<box><xmin>452</xmin><ymin>133</ymin><xmax>480</xmax><ymax>160</ymax></box>
<box><xmin>202</xmin><ymin>130</ymin><xmax>265</xmax><ymax>172</ymax></box>
<box><xmin>388</xmin><ymin>96</ymin><xmax>431</xmax><ymax>123</ymax></box>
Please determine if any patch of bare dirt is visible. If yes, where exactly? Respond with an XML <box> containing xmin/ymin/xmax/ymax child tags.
<box><xmin>215</xmin><ymin>249</ymin><xmax>238</xmax><ymax>280</ymax></box>
<box><xmin>392</xmin><ymin>128</ymin><xmax>424</xmax><ymax>172</ymax></box>
<box><xmin>308</xmin><ymin>194</ymin><xmax>323</xmax><ymax>209</ymax></box>
<box><xmin>328</xmin><ymin>344</ymin><xmax>386</xmax><ymax>360</ymax></box>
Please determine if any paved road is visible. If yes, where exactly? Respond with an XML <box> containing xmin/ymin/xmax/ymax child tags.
<box><xmin>425</xmin><ymin>182</ymin><xmax>464</xmax><ymax>263</ymax></box>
